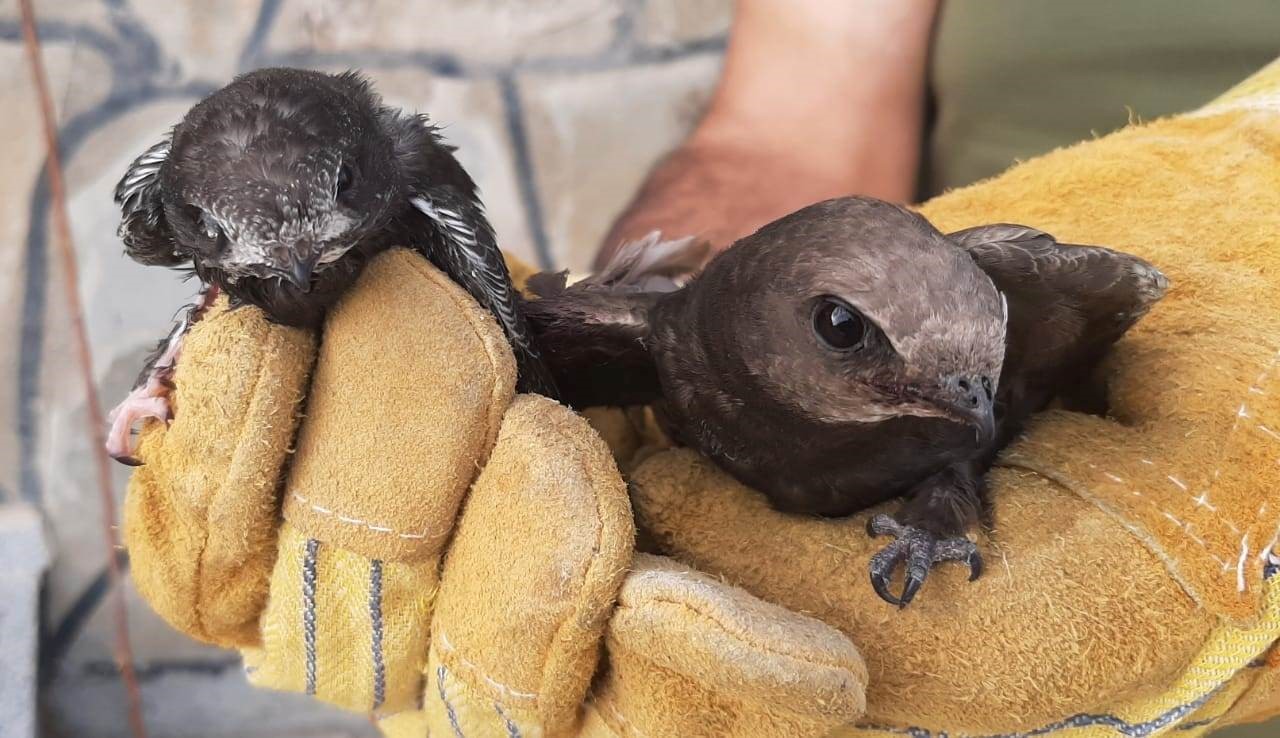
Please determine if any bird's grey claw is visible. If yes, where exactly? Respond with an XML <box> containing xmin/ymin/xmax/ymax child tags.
<box><xmin>930</xmin><ymin>537</ymin><xmax>984</xmax><ymax>581</ymax></box>
<box><xmin>869</xmin><ymin>569</ymin><xmax>900</xmax><ymax>607</ymax></box>
<box><xmin>867</xmin><ymin>513</ymin><xmax>905</xmax><ymax>538</ymax></box>
<box><xmin>968</xmin><ymin>552</ymin><xmax>984</xmax><ymax>581</ymax></box>
<box><xmin>898</xmin><ymin>570</ymin><xmax>925</xmax><ymax>609</ymax></box>
<box><xmin>867</xmin><ymin>518</ymin><xmax>983</xmax><ymax>607</ymax></box>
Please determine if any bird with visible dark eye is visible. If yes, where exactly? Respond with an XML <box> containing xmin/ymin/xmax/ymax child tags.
<box><xmin>197</xmin><ymin>210</ymin><xmax>225</xmax><ymax>244</ymax></box>
<box><xmin>522</xmin><ymin>195</ymin><xmax>1169</xmax><ymax>609</ymax></box>
<box><xmin>813</xmin><ymin>297</ymin><xmax>870</xmax><ymax>351</ymax></box>
<box><xmin>335</xmin><ymin>164</ymin><xmax>355</xmax><ymax>198</ymax></box>
<box><xmin>106</xmin><ymin>66</ymin><xmax>558</xmax><ymax>463</ymax></box>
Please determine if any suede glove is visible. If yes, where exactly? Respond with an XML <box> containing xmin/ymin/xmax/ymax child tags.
<box><xmin>622</xmin><ymin>59</ymin><xmax>1280</xmax><ymax>737</ymax></box>
<box><xmin>124</xmin><ymin>59</ymin><xmax>1280</xmax><ymax>738</ymax></box>
<box><xmin>123</xmin><ymin>248</ymin><xmax>868</xmax><ymax>738</ymax></box>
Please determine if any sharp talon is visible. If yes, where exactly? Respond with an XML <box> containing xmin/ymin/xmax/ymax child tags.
<box><xmin>113</xmin><ymin>455</ymin><xmax>143</xmax><ymax>467</ymax></box>
<box><xmin>870</xmin><ymin>570</ymin><xmax>900</xmax><ymax>606</ymax></box>
<box><xmin>867</xmin><ymin>518</ymin><xmax>981</xmax><ymax>607</ymax></box>
<box><xmin>899</xmin><ymin>542</ymin><xmax>934</xmax><ymax>606</ymax></box>
<box><xmin>899</xmin><ymin>572</ymin><xmax>925</xmax><ymax>608</ymax></box>
<box><xmin>867</xmin><ymin>513</ymin><xmax>900</xmax><ymax>537</ymax></box>
<box><xmin>869</xmin><ymin>542</ymin><xmax>906</xmax><ymax>606</ymax></box>
<box><xmin>966</xmin><ymin>550</ymin><xmax>984</xmax><ymax>581</ymax></box>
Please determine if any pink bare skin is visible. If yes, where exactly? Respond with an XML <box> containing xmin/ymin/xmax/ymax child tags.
<box><xmin>596</xmin><ymin>0</ymin><xmax>937</xmax><ymax>266</ymax></box>
<box><xmin>106</xmin><ymin>285</ymin><xmax>220</xmax><ymax>465</ymax></box>
<box><xmin>105</xmin><ymin>333</ymin><xmax>181</xmax><ymax>465</ymax></box>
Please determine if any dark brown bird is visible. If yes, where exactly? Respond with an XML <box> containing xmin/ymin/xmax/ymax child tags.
<box><xmin>524</xmin><ymin>196</ymin><xmax>1168</xmax><ymax>606</ymax></box>
<box><xmin>107</xmin><ymin>67</ymin><xmax>556</xmax><ymax>461</ymax></box>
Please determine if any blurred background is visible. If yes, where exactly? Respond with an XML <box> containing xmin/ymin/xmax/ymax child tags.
<box><xmin>2</xmin><ymin>1</ymin><xmax>1275</xmax><ymax>737</ymax></box>
<box><xmin>4</xmin><ymin>0</ymin><xmax>727</xmax><ymax>735</ymax></box>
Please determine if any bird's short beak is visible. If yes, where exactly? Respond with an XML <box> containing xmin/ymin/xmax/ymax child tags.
<box><xmin>282</xmin><ymin>253</ymin><xmax>319</xmax><ymax>292</ymax></box>
<box><xmin>936</xmin><ymin>374</ymin><xmax>997</xmax><ymax>447</ymax></box>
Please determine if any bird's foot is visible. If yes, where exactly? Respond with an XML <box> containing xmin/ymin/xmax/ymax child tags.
<box><xmin>106</xmin><ymin>379</ymin><xmax>174</xmax><ymax>465</ymax></box>
<box><xmin>866</xmin><ymin>513</ymin><xmax>983</xmax><ymax>608</ymax></box>
<box><xmin>104</xmin><ymin>286</ymin><xmax>217</xmax><ymax>464</ymax></box>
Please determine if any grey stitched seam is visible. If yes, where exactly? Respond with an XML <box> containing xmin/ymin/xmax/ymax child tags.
<box><xmin>494</xmin><ymin>703</ymin><xmax>521</xmax><ymax>738</ymax></box>
<box><xmin>303</xmin><ymin>538</ymin><xmax>319</xmax><ymax>696</ymax></box>
<box><xmin>370</xmin><ymin>559</ymin><xmax>386</xmax><ymax>710</ymax></box>
<box><xmin>857</xmin><ymin>683</ymin><xmax>1222</xmax><ymax>738</ymax></box>
<box><xmin>437</xmin><ymin>665</ymin><xmax>465</xmax><ymax>738</ymax></box>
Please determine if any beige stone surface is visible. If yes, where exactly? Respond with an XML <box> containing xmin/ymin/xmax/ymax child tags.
<box><xmin>266</xmin><ymin>0</ymin><xmax>621</xmax><ymax>65</ymax></box>
<box><xmin>522</xmin><ymin>53</ymin><xmax>722</xmax><ymax>269</ymax></box>
<box><xmin>131</xmin><ymin>0</ymin><xmax>265</xmax><ymax>82</ymax></box>
<box><xmin>0</xmin><ymin>33</ymin><xmax>113</xmax><ymax>505</ymax></box>
<box><xmin>637</xmin><ymin>0</ymin><xmax>731</xmax><ymax>45</ymax></box>
<box><xmin>0</xmin><ymin>44</ymin><xmax>45</xmax><ymax>505</ymax></box>
<box><xmin>22</xmin><ymin>0</ymin><xmax>115</xmax><ymax>34</ymax></box>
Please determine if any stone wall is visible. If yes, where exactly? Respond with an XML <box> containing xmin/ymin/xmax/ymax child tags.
<box><xmin>10</xmin><ymin>3</ymin><xmax>1273</xmax><ymax>738</ymax></box>
<box><xmin>4</xmin><ymin>1</ymin><xmax>728</xmax><ymax>735</ymax></box>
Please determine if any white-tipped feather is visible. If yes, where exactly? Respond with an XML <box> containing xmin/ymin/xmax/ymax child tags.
<box><xmin>115</xmin><ymin>136</ymin><xmax>171</xmax><ymax>211</ymax></box>
<box><xmin>592</xmin><ymin>230</ymin><xmax>710</xmax><ymax>292</ymax></box>
<box><xmin>411</xmin><ymin>193</ymin><xmax>529</xmax><ymax>351</ymax></box>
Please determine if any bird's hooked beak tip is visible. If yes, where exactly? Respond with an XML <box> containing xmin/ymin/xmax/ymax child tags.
<box><xmin>281</xmin><ymin>254</ymin><xmax>319</xmax><ymax>292</ymax></box>
<box><xmin>969</xmin><ymin>409</ymin><xmax>997</xmax><ymax>448</ymax></box>
<box><xmin>935</xmin><ymin>374</ymin><xmax>997</xmax><ymax>447</ymax></box>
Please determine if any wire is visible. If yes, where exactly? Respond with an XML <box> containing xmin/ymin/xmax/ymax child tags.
<box><xmin>18</xmin><ymin>2</ymin><xmax>149</xmax><ymax>736</ymax></box>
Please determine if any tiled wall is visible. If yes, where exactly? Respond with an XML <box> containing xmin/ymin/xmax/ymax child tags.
<box><xmin>5</xmin><ymin>2</ymin><xmax>727</xmax><ymax>735</ymax></box>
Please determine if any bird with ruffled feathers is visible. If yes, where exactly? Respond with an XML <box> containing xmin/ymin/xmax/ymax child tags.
<box><xmin>107</xmin><ymin>67</ymin><xmax>556</xmax><ymax>462</ymax></box>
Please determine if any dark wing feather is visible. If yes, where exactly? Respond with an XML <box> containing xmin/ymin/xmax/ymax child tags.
<box><xmin>520</xmin><ymin>282</ymin><xmax>662</xmax><ymax>409</ymax></box>
<box><xmin>518</xmin><ymin>234</ymin><xmax>702</xmax><ymax>409</ymax></box>
<box><xmin>410</xmin><ymin>187</ymin><xmax>559</xmax><ymax>398</ymax></box>
<box><xmin>950</xmin><ymin>224</ymin><xmax>1168</xmax><ymax>382</ymax></box>
<box><xmin>115</xmin><ymin>135</ymin><xmax>186</xmax><ymax>266</ymax></box>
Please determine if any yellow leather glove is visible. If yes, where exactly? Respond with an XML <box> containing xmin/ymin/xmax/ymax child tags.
<box><xmin>624</xmin><ymin>59</ymin><xmax>1280</xmax><ymax>737</ymax></box>
<box><xmin>123</xmin><ymin>248</ymin><xmax>867</xmax><ymax>738</ymax></box>
<box><xmin>124</xmin><ymin>57</ymin><xmax>1280</xmax><ymax>738</ymax></box>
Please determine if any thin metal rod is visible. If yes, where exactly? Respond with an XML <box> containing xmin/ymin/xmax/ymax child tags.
<box><xmin>17</xmin><ymin>2</ymin><xmax>148</xmax><ymax>735</ymax></box>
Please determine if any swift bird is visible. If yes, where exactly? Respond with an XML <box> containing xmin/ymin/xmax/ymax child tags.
<box><xmin>524</xmin><ymin>196</ymin><xmax>1168</xmax><ymax>606</ymax></box>
<box><xmin>107</xmin><ymin>67</ymin><xmax>556</xmax><ymax>462</ymax></box>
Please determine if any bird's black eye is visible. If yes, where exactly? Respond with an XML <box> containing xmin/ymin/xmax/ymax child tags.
<box><xmin>812</xmin><ymin>298</ymin><xmax>870</xmax><ymax>351</ymax></box>
<box><xmin>335</xmin><ymin>164</ymin><xmax>355</xmax><ymax>197</ymax></box>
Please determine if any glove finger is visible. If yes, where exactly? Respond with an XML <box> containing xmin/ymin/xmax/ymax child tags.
<box><xmin>587</xmin><ymin>554</ymin><xmax>866</xmax><ymax>738</ymax></box>
<box><xmin>426</xmin><ymin>395</ymin><xmax>633</xmax><ymax>736</ymax></box>
<box><xmin>125</xmin><ymin>298</ymin><xmax>314</xmax><ymax>648</ymax></box>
